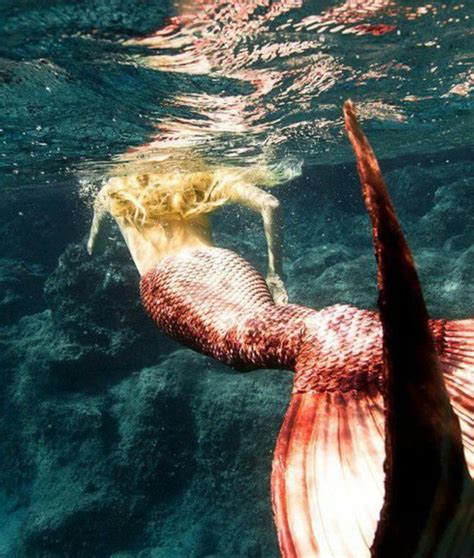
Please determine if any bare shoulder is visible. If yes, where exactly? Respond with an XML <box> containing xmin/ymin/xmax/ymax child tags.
<box><xmin>94</xmin><ymin>181</ymin><xmax>112</xmax><ymax>209</ymax></box>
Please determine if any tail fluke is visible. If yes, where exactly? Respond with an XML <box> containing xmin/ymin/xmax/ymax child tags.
<box><xmin>270</xmin><ymin>103</ymin><xmax>472</xmax><ymax>558</ymax></box>
<box><xmin>433</xmin><ymin>318</ymin><xmax>474</xmax><ymax>476</ymax></box>
<box><xmin>344</xmin><ymin>100</ymin><xmax>472</xmax><ymax>558</ymax></box>
<box><xmin>272</xmin><ymin>386</ymin><xmax>386</xmax><ymax>558</ymax></box>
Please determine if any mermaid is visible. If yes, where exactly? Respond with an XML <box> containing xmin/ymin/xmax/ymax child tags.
<box><xmin>87</xmin><ymin>103</ymin><xmax>473</xmax><ymax>557</ymax></box>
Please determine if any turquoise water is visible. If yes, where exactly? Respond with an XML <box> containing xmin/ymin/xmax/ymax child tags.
<box><xmin>1</xmin><ymin>0</ymin><xmax>472</xmax><ymax>188</ymax></box>
<box><xmin>0</xmin><ymin>1</ymin><xmax>472</xmax><ymax>557</ymax></box>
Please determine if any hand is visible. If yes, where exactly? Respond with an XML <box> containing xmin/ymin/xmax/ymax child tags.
<box><xmin>87</xmin><ymin>236</ymin><xmax>94</xmax><ymax>256</ymax></box>
<box><xmin>266</xmin><ymin>273</ymin><xmax>288</xmax><ymax>305</ymax></box>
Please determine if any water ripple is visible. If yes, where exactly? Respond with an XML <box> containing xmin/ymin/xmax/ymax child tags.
<box><xmin>0</xmin><ymin>0</ymin><xmax>472</xmax><ymax>188</ymax></box>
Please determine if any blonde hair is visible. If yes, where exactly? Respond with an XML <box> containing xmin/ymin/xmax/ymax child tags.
<box><xmin>102</xmin><ymin>163</ymin><xmax>298</xmax><ymax>229</ymax></box>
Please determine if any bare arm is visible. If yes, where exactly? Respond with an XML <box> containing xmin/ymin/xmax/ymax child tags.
<box><xmin>224</xmin><ymin>182</ymin><xmax>288</xmax><ymax>304</ymax></box>
<box><xmin>87</xmin><ymin>188</ymin><xmax>110</xmax><ymax>255</ymax></box>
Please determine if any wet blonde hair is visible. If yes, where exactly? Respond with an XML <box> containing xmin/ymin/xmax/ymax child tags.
<box><xmin>102</xmin><ymin>164</ymin><xmax>295</xmax><ymax>229</ymax></box>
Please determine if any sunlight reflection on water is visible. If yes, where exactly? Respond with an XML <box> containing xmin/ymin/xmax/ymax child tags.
<box><xmin>112</xmin><ymin>0</ymin><xmax>472</xmax><ymax>173</ymax></box>
<box><xmin>1</xmin><ymin>0</ymin><xmax>472</xmax><ymax>188</ymax></box>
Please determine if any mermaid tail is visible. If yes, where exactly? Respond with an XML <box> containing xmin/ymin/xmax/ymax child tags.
<box><xmin>140</xmin><ymin>261</ymin><xmax>473</xmax><ymax>558</ymax></box>
<box><xmin>270</xmin><ymin>102</ymin><xmax>472</xmax><ymax>558</ymax></box>
<box><xmin>272</xmin><ymin>387</ymin><xmax>386</xmax><ymax>557</ymax></box>
<box><xmin>139</xmin><ymin>106</ymin><xmax>473</xmax><ymax>557</ymax></box>
<box><xmin>431</xmin><ymin>318</ymin><xmax>474</xmax><ymax>477</ymax></box>
<box><xmin>271</xmin><ymin>317</ymin><xmax>473</xmax><ymax>558</ymax></box>
<box><xmin>345</xmin><ymin>99</ymin><xmax>471</xmax><ymax>557</ymax></box>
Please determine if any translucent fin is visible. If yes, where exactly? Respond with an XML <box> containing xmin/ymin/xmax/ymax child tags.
<box><xmin>438</xmin><ymin>319</ymin><xmax>474</xmax><ymax>476</ymax></box>
<box><xmin>271</xmin><ymin>103</ymin><xmax>473</xmax><ymax>558</ymax></box>
<box><xmin>344</xmin><ymin>99</ymin><xmax>471</xmax><ymax>557</ymax></box>
<box><xmin>272</xmin><ymin>388</ymin><xmax>385</xmax><ymax>558</ymax></box>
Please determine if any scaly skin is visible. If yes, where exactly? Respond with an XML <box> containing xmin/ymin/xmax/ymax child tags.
<box><xmin>140</xmin><ymin>246</ymin><xmax>444</xmax><ymax>396</ymax></box>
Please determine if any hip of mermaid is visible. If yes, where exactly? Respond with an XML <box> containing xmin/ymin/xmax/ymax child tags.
<box><xmin>140</xmin><ymin>246</ymin><xmax>392</xmax><ymax>392</ymax></box>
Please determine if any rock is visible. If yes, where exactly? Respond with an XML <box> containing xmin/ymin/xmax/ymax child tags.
<box><xmin>0</xmin><ymin>258</ymin><xmax>46</xmax><ymax>325</ymax></box>
<box><xmin>43</xmin><ymin>240</ymin><xmax>179</xmax><ymax>381</ymax></box>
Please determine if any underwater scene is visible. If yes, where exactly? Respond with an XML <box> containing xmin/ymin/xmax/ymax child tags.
<box><xmin>0</xmin><ymin>1</ymin><xmax>473</xmax><ymax>557</ymax></box>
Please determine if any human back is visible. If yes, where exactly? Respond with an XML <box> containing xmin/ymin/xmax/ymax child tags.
<box><xmin>88</xmin><ymin>162</ymin><xmax>294</xmax><ymax>288</ymax></box>
<box><xmin>98</xmin><ymin>169</ymin><xmax>221</xmax><ymax>274</ymax></box>
<box><xmin>112</xmin><ymin>212</ymin><xmax>214</xmax><ymax>275</ymax></box>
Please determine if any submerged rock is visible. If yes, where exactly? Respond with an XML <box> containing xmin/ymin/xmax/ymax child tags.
<box><xmin>0</xmin><ymin>259</ymin><xmax>46</xmax><ymax>326</ymax></box>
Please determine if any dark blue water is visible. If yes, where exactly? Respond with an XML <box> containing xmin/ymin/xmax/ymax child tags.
<box><xmin>0</xmin><ymin>1</ymin><xmax>472</xmax><ymax>556</ymax></box>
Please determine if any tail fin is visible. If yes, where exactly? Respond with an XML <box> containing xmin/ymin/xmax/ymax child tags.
<box><xmin>270</xmin><ymin>103</ymin><xmax>472</xmax><ymax>558</ymax></box>
<box><xmin>344</xmin><ymin>100</ymin><xmax>471</xmax><ymax>558</ymax></box>
<box><xmin>272</xmin><ymin>386</ymin><xmax>386</xmax><ymax>558</ymax></box>
<box><xmin>432</xmin><ymin>318</ymin><xmax>474</xmax><ymax>476</ymax></box>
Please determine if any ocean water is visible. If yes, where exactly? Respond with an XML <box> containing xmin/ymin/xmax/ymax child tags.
<box><xmin>0</xmin><ymin>1</ymin><xmax>472</xmax><ymax>557</ymax></box>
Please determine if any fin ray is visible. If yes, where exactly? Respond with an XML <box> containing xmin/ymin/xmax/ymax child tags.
<box><xmin>344</xmin><ymin>99</ymin><xmax>470</xmax><ymax>557</ymax></box>
<box><xmin>439</xmin><ymin>319</ymin><xmax>474</xmax><ymax>476</ymax></box>
<box><xmin>272</xmin><ymin>388</ymin><xmax>385</xmax><ymax>558</ymax></box>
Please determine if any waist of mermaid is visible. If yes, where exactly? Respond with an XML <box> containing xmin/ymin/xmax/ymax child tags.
<box><xmin>141</xmin><ymin>246</ymin><xmax>236</xmax><ymax>277</ymax></box>
<box><xmin>138</xmin><ymin>246</ymin><xmax>312</xmax><ymax>369</ymax></box>
<box><xmin>138</xmin><ymin>246</ymin><xmax>386</xmax><ymax>387</ymax></box>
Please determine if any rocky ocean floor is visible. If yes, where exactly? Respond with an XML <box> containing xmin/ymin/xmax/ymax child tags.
<box><xmin>0</xmin><ymin>154</ymin><xmax>473</xmax><ymax>557</ymax></box>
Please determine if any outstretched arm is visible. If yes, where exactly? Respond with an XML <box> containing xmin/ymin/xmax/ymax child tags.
<box><xmin>87</xmin><ymin>188</ymin><xmax>110</xmax><ymax>255</ymax></box>
<box><xmin>224</xmin><ymin>182</ymin><xmax>288</xmax><ymax>304</ymax></box>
